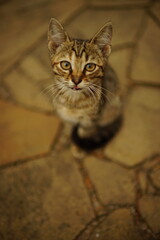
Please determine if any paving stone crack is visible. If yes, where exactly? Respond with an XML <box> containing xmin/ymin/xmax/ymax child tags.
<box><xmin>0</xmin><ymin>96</ymin><xmax>55</xmax><ymax>115</ymax></box>
<box><xmin>147</xmin><ymin>9</ymin><xmax>160</xmax><ymax>26</ymax></box>
<box><xmin>0</xmin><ymin>151</ymin><xmax>50</xmax><ymax>171</ymax></box>
<box><xmin>74</xmin><ymin>157</ymin><xmax>106</xmax><ymax>217</ymax></box>
<box><xmin>134</xmin><ymin>169</ymin><xmax>158</xmax><ymax>239</ymax></box>
<box><xmin>90</xmin><ymin>4</ymin><xmax>151</xmax><ymax>11</ymax></box>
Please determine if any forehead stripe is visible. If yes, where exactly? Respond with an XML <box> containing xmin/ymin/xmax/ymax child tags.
<box><xmin>72</xmin><ymin>40</ymin><xmax>87</xmax><ymax>58</ymax></box>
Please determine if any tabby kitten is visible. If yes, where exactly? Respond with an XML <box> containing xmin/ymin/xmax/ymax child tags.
<box><xmin>48</xmin><ymin>18</ymin><xmax>122</xmax><ymax>149</ymax></box>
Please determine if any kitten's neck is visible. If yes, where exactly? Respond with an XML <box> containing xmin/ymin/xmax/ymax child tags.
<box><xmin>55</xmin><ymin>90</ymin><xmax>100</xmax><ymax>109</ymax></box>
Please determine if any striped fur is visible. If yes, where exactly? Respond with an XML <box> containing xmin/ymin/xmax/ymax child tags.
<box><xmin>48</xmin><ymin>18</ymin><xmax>121</xmax><ymax>140</ymax></box>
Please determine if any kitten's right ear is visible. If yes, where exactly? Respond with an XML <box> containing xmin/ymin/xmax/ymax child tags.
<box><xmin>48</xmin><ymin>18</ymin><xmax>69</xmax><ymax>54</ymax></box>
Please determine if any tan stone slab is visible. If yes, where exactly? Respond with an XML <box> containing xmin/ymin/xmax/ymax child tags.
<box><xmin>19</xmin><ymin>46</ymin><xmax>55</xmax><ymax>95</ymax></box>
<box><xmin>131</xmin><ymin>16</ymin><xmax>160</xmax><ymax>84</ymax></box>
<box><xmin>20</xmin><ymin>55</ymin><xmax>50</xmax><ymax>83</ymax></box>
<box><xmin>66</xmin><ymin>9</ymin><xmax>144</xmax><ymax>46</ymax></box>
<box><xmin>109</xmin><ymin>48</ymin><xmax>133</xmax><ymax>94</ymax></box>
<box><xmin>32</xmin><ymin>40</ymin><xmax>52</xmax><ymax>70</ymax></box>
<box><xmin>0</xmin><ymin>0</ymin><xmax>85</xmax><ymax>75</ymax></box>
<box><xmin>147</xmin><ymin>184</ymin><xmax>156</xmax><ymax>194</ymax></box>
<box><xmin>85</xmin><ymin>157</ymin><xmax>135</xmax><ymax>205</ymax></box>
<box><xmin>0</xmin><ymin>85</ymin><xmax>10</xmax><ymax>99</ymax></box>
<box><xmin>0</xmin><ymin>100</ymin><xmax>61</xmax><ymax>166</ymax></box>
<box><xmin>0</xmin><ymin>150</ymin><xmax>93</xmax><ymax>239</ymax></box>
<box><xmin>77</xmin><ymin>208</ymin><xmax>151</xmax><ymax>240</ymax></box>
<box><xmin>151</xmin><ymin>1</ymin><xmax>160</xmax><ymax>22</ymax></box>
<box><xmin>4</xmin><ymin>69</ymin><xmax>53</xmax><ymax>111</ymax></box>
<box><xmin>138</xmin><ymin>171</ymin><xmax>148</xmax><ymax>194</ymax></box>
<box><xmin>90</xmin><ymin>0</ymin><xmax>149</xmax><ymax>7</ymax></box>
<box><xmin>150</xmin><ymin>164</ymin><xmax>160</xmax><ymax>189</ymax></box>
<box><xmin>104</xmin><ymin>87</ymin><xmax>160</xmax><ymax>166</ymax></box>
<box><xmin>138</xmin><ymin>170</ymin><xmax>155</xmax><ymax>194</ymax></box>
<box><xmin>0</xmin><ymin>8</ymin><xmax>47</xmax><ymax>76</ymax></box>
<box><xmin>142</xmin><ymin>156</ymin><xmax>160</xmax><ymax>171</ymax></box>
<box><xmin>139</xmin><ymin>195</ymin><xmax>160</xmax><ymax>233</ymax></box>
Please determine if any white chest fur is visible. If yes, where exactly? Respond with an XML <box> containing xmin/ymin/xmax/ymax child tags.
<box><xmin>56</xmin><ymin>105</ymin><xmax>85</xmax><ymax>124</ymax></box>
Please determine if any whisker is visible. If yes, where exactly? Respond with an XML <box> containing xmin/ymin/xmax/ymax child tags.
<box><xmin>88</xmin><ymin>87</ymin><xmax>97</xmax><ymax>105</ymax></box>
<box><xmin>40</xmin><ymin>82</ymin><xmax>59</xmax><ymax>95</ymax></box>
<box><xmin>91</xmin><ymin>86</ymin><xmax>106</xmax><ymax>106</ymax></box>
<box><xmin>90</xmin><ymin>83</ymin><xmax>115</xmax><ymax>105</ymax></box>
<box><xmin>87</xmin><ymin>90</ymin><xmax>93</xmax><ymax>105</ymax></box>
<box><xmin>90</xmin><ymin>85</ymin><xmax>113</xmax><ymax>105</ymax></box>
<box><xmin>91</xmin><ymin>83</ymin><xmax>115</xmax><ymax>96</ymax></box>
<box><xmin>52</xmin><ymin>86</ymin><xmax>66</xmax><ymax>102</ymax></box>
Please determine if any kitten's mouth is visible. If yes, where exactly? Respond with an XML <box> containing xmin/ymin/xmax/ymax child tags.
<box><xmin>71</xmin><ymin>86</ymin><xmax>82</xmax><ymax>91</ymax></box>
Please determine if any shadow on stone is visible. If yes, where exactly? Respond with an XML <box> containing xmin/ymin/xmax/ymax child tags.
<box><xmin>71</xmin><ymin>115</ymin><xmax>123</xmax><ymax>151</ymax></box>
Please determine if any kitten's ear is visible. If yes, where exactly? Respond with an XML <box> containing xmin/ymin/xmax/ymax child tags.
<box><xmin>90</xmin><ymin>21</ymin><xmax>113</xmax><ymax>56</ymax></box>
<box><xmin>48</xmin><ymin>18</ymin><xmax>70</xmax><ymax>54</ymax></box>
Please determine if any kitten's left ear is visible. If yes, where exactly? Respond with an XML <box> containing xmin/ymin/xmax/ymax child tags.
<box><xmin>90</xmin><ymin>21</ymin><xmax>113</xmax><ymax>56</ymax></box>
<box><xmin>48</xmin><ymin>18</ymin><xmax>70</xmax><ymax>54</ymax></box>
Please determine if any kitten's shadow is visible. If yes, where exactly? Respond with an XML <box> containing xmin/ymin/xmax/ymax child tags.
<box><xmin>71</xmin><ymin>115</ymin><xmax>123</xmax><ymax>151</ymax></box>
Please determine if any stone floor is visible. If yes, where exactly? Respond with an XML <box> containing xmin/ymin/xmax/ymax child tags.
<box><xmin>0</xmin><ymin>0</ymin><xmax>160</xmax><ymax>239</ymax></box>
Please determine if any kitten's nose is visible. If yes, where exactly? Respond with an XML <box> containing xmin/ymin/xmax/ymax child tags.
<box><xmin>72</xmin><ymin>76</ymin><xmax>82</xmax><ymax>85</ymax></box>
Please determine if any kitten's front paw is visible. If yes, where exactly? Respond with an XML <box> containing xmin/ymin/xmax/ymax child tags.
<box><xmin>72</xmin><ymin>125</ymin><xmax>105</xmax><ymax>151</ymax></box>
<box><xmin>77</xmin><ymin>126</ymin><xmax>97</xmax><ymax>139</ymax></box>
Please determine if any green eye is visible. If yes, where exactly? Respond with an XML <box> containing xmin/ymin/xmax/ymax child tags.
<box><xmin>85</xmin><ymin>63</ymin><xmax>96</xmax><ymax>72</ymax></box>
<box><xmin>60</xmin><ymin>61</ymin><xmax>71</xmax><ymax>70</ymax></box>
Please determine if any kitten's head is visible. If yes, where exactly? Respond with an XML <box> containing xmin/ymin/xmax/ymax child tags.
<box><xmin>48</xmin><ymin>18</ymin><xmax>112</xmax><ymax>98</ymax></box>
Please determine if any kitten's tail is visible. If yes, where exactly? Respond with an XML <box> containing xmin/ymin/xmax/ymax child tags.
<box><xmin>72</xmin><ymin>115</ymin><xmax>123</xmax><ymax>151</ymax></box>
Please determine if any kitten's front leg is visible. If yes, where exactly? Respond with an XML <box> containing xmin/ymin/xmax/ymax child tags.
<box><xmin>78</xmin><ymin>120</ymin><xmax>98</xmax><ymax>139</ymax></box>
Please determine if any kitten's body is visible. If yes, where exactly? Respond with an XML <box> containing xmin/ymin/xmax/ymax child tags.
<box><xmin>48</xmin><ymin>19</ymin><xmax>122</xmax><ymax>147</ymax></box>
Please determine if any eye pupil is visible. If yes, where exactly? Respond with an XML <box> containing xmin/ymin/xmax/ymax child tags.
<box><xmin>86</xmin><ymin>63</ymin><xmax>96</xmax><ymax>71</ymax></box>
<box><xmin>60</xmin><ymin>61</ymin><xmax>71</xmax><ymax>70</ymax></box>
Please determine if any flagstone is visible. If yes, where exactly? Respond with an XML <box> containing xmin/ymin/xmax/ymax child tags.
<box><xmin>150</xmin><ymin>1</ymin><xmax>160</xmax><ymax>22</ymax></box>
<box><xmin>0</xmin><ymin>150</ymin><xmax>93</xmax><ymax>240</ymax></box>
<box><xmin>85</xmin><ymin>157</ymin><xmax>135</xmax><ymax>205</ymax></box>
<box><xmin>90</xmin><ymin>0</ymin><xmax>149</xmax><ymax>7</ymax></box>
<box><xmin>20</xmin><ymin>55</ymin><xmax>50</xmax><ymax>83</ymax></box>
<box><xmin>150</xmin><ymin>164</ymin><xmax>160</xmax><ymax>189</ymax></box>
<box><xmin>104</xmin><ymin>87</ymin><xmax>160</xmax><ymax>166</ymax></box>
<box><xmin>77</xmin><ymin>208</ymin><xmax>151</xmax><ymax>240</ymax></box>
<box><xmin>66</xmin><ymin>8</ymin><xmax>145</xmax><ymax>47</ymax></box>
<box><xmin>139</xmin><ymin>195</ymin><xmax>160</xmax><ymax>234</ymax></box>
<box><xmin>109</xmin><ymin>48</ymin><xmax>133</xmax><ymax>94</ymax></box>
<box><xmin>0</xmin><ymin>100</ymin><xmax>61</xmax><ymax>166</ymax></box>
<box><xmin>0</xmin><ymin>0</ymin><xmax>85</xmax><ymax>75</ymax></box>
<box><xmin>131</xmin><ymin>16</ymin><xmax>160</xmax><ymax>84</ymax></box>
<box><xmin>4</xmin><ymin>69</ymin><xmax>53</xmax><ymax>111</ymax></box>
